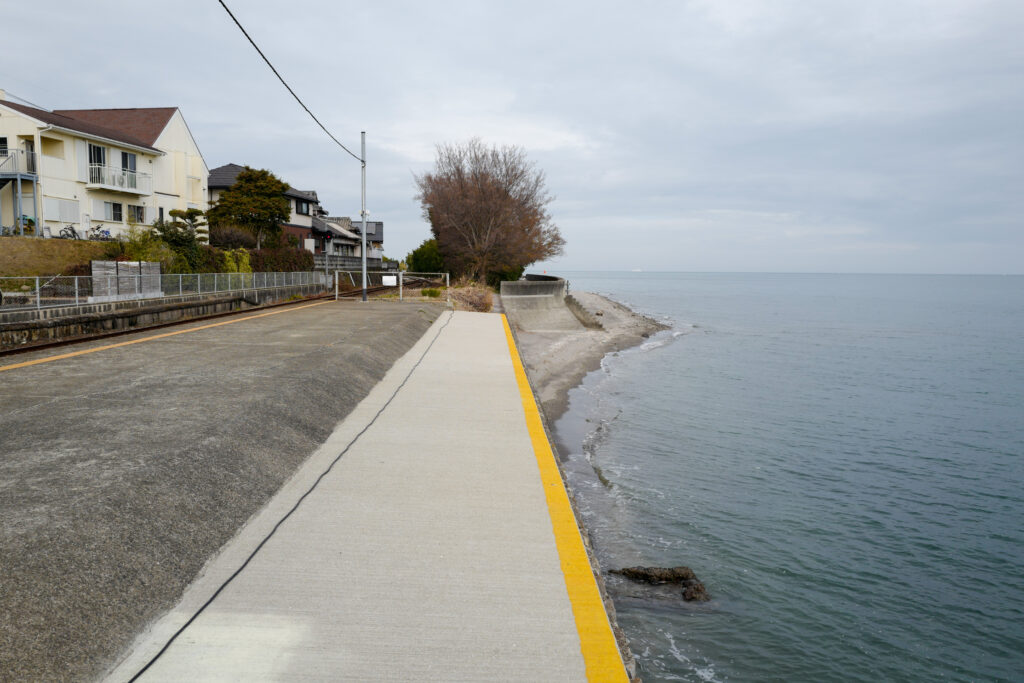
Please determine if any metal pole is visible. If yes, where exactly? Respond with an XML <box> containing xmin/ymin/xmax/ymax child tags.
<box><xmin>335</xmin><ymin>271</ymin><xmax>339</xmax><ymax>300</ymax></box>
<box><xmin>35</xmin><ymin>276</ymin><xmax>40</xmax><ymax>309</ymax></box>
<box><xmin>16</xmin><ymin>174</ymin><xmax>24</xmax><ymax>236</ymax></box>
<box><xmin>360</xmin><ymin>131</ymin><xmax>367</xmax><ymax>302</ymax></box>
<box><xmin>31</xmin><ymin>178</ymin><xmax>39</xmax><ymax>239</ymax></box>
<box><xmin>399</xmin><ymin>271</ymin><xmax>403</xmax><ymax>301</ymax></box>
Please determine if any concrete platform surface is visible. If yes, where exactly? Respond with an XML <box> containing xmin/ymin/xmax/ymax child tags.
<box><xmin>107</xmin><ymin>311</ymin><xmax>626</xmax><ymax>682</ymax></box>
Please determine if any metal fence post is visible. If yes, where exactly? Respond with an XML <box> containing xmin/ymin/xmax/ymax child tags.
<box><xmin>179</xmin><ymin>274</ymin><xmax>183</xmax><ymax>297</ymax></box>
<box><xmin>399</xmin><ymin>271</ymin><xmax>403</xmax><ymax>301</ymax></box>
<box><xmin>214</xmin><ymin>273</ymin><xmax>218</xmax><ymax>293</ymax></box>
<box><xmin>35</xmin><ymin>276</ymin><xmax>40</xmax><ymax>309</ymax></box>
<box><xmin>74</xmin><ymin>277</ymin><xmax>79</xmax><ymax>306</ymax></box>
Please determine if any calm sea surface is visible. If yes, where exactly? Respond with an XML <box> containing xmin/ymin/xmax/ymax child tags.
<box><xmin>552</xmin><ymin>273</ymin><xmax>1024</xmax><ymax>682</ymax></box>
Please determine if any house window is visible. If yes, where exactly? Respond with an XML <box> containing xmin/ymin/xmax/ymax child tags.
<box><xmin>127</xmin><ymin>205</ymin><xmax>145</xmax><ymax>224</ymax></box>
<box><xmin>104</xmin><ymin>201</ymin><xmax>123</xmax><ymax>222</ymax></box>
<box><xmin>89</xmin><ymin>144</ymin><xmax>106</xmax><ymax>166</ymax></box>
<box><xmin>296</xmin><ymin>199</ymin><xmax>310</xmax><ymax>215</ymax></box>
<box><xmin>0</xmin><ymin>137</ymin><xmax>7</xmax><ymax>153</ymax></box>
<box><xmin>158</xmin><ymin>207</ymin><xmax>164</xmax><ymax>223</ymax></box>
<box><xmin>89</xmin><ymin>144</ymin><xmax>106</xmax><ymax>183</ymax></box>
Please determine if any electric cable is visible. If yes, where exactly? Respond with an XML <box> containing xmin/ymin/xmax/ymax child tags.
<box><xmin>4</xmin><ymin>91</ymin><xmax>49</xmax><ymax>111</ymax></box>
<box><xmin>216</xmin><ymin>0</ymin><xmax>363</xmax><ymax>163</ymax></box>
<box><xmin>127</xmin><ymin>309</ymin><xmax>455</xmax><ymax>681</ymax></box>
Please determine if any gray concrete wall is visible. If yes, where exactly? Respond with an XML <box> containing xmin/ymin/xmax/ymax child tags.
<box><xmin>0</xmin><ymin>284</ymin><xmax>325</xmax><ymax>350</ymax></box>
<box><xmin>500</xmin><ymin>277</ymin><xmax>568</xmax><ymax>298</ymax></box>
<box><xmin>565</xmin><ymin>294</ymin><xmax>604</xmax><ymax>330</ymax></box>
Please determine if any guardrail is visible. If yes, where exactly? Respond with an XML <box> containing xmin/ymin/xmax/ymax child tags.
<box><xmin>333</xmin><ymin>270</ymin><xmax>449</xmax><ymax>302</ymax></box>
<box><xmin>0</xmin><ymin>149</ymin><xmax>36</xmax><ymax>174</ymax></box>
<box><xmin>0</xmin><ymin>271</ymin><xmax>328</xmax><ymax>311</ymax></box>
<box><xmin>87</xmin><ymin>164</ymin><xmax>153</xmax><ymax>194</ymax></box>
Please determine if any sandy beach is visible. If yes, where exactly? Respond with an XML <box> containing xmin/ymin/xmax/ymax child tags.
<box><xmin>509</xmin><ymin>290</ymin><xmax>668</xmax><ymax>422</ymax></box>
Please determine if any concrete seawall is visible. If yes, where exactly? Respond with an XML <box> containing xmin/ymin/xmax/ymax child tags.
<box><xmin>500</xmin><ymin>275</ymin><xmax>603</xmax><ymax>331</ymax></box>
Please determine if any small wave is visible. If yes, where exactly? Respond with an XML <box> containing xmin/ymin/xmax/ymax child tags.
<box><xmin>640</xmin><ymin>339</ymin><xmax>671</xmax><ymax>352</ymax></box>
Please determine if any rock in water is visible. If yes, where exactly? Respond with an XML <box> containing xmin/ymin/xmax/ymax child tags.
<box><xmin>610</xmin><ymin>565</ymin><xmax>711</xmax><ymax>602</ymax></box>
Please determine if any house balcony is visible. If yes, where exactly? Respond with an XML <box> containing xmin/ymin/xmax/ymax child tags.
<box><xmin>87</xmin><ymin>164</ymin><xmax>152</xmax><ymax>195</ymax></box>
<box><xmin>0</xmin><ymin>149</ymin><xmax>36</xmax><ymax>176</ymax></box>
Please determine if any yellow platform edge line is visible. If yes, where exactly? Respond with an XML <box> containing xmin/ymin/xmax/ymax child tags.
<box><xmin>0</xmin><ymin>300</ymin><xmax>331</xmax><ymax>373</ymax></box>
<box><xmin>501</xmin><ymin>314</ymin><xmax>629</xmax><ymax>683</ymax></box>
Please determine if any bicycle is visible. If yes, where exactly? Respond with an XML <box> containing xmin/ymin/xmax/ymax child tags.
<box><xmin>59</xmin><ymin>225</ymin><xmax>80</xmax><ymax>239</ymax></box>
<box><xmin>88</xmin><ymin>225</ymin><xmax>113</xmax><ymax>241</ymax></box>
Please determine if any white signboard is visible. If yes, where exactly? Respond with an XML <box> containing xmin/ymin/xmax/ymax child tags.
<box><xmin>382</xmin><ymin>275</ymin><xmax>397</xmax><ymax>286</ymax></box>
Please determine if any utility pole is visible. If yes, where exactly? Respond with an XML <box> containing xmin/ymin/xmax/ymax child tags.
<box><xmin>360</xmin><ymin>131</ymin><xmax>368</xmax><ymax>302</ymax></box>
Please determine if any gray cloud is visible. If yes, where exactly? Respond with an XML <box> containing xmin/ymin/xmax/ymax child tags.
<box><xmin>4</xmin><ymin>0</ymin><xmax>1021</xmax><ymax>272</ymax></box>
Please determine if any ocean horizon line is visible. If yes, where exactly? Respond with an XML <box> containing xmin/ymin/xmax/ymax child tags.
<box><xmin>534</xmin><ymin>269</ymin><xmax>1024</xmax><ymax>277</ymax></box>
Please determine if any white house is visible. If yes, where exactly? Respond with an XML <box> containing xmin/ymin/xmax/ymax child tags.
<box><xmin>0</xmin><ymin>91</ymin><xmax>208</xmax><ymax>238</ymax></box>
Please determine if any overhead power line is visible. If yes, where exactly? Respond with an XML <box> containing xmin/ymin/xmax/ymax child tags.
<box><xmin>216</xmin><ymin>0</ymin><xmax>362</xmax><ymax>163</ymax></box>
<box><xmin>4</xmin><ymin>91</ymin><xmax>49</xmax><ymax>111</ymax></box>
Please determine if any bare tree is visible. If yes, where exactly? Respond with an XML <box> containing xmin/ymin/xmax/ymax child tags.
<box><xmin>415</xmin><ymin>139</ymin><xmax>564</xmax><ymax>283</ymax></box>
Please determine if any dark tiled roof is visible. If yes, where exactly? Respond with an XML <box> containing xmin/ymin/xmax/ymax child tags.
<box><xmin>289</xmin><ymin>187</ymin><xmax>318</xmax><ymax>202</ymax></box>
<box><xmin>327</xmin><ymin>217</ymin><xmax>383</xmax><ymax>242</ymax></box>
<box><xmin>208</xmin><ymin>163</ymin><xmax>318</xmax><ymax>202</ymax></box>
<box><xmin>0</xmin><ymin>100</ymin><xmax>161</xmax><ymax>152</ymax></box>
<box><xmin>208</xmin><ymin>163</ymin><xmax>246</xmax><ymax>188</ymax></box>
<box><xmin>52</xmin><ymin>107</ymin><xmax>177</xmax><ymax>147</ymax></box>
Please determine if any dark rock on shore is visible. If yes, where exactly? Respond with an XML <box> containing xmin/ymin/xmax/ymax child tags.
<box><xmin>611</xmin><ymin>565</ymin><xmax>711</xmax><ymax>602</ymax></box>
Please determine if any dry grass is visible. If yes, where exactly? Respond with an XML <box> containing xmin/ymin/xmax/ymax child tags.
<box><xmin>0</xmin><ymin>237</ymin><xmax>109</xmax><ymax>277</ymax></box>
<box><xmin>449</xmin><ymin>283</ymin><xmax>493</xmax><ymax>312</ymax></box>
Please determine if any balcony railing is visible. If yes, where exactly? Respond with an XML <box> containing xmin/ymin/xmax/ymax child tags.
<box><xmin>87</xmin><ymin>164</ymin><xmax>152</xmax><ymax>194</ymax></box>
<box><xmin>0</xmin><ymin>149</ymin><xmax>37</xmax><ymax>175</ymax></box>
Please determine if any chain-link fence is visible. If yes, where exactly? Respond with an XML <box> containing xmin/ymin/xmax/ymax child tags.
<box><xmin>0</xmin><ymin>271</ymin><xmax>328</xmax><ymax>311</ymax></box>
<box><xmin>333</xmin><ymin>271</ymin><xmax>449</xmax><ymax>302</ymax></box>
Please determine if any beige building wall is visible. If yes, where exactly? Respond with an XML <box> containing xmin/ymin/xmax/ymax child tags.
<box><xmin>1</xmin><ymin>104</ymin><xmax>208</xmax><ymax>237</ymax></box>
<box><xmin>150</xmin><ymin>110</ymin><xmax>209</xmax><ymax>224</ymax></box>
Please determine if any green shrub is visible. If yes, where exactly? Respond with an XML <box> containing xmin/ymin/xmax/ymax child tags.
<box><xmin>225</xmin><ymin>248</ymin><xmax>252</xmax><ymax>273</ymax></box>
<box><xmin>106</xmin><ymin>226</ymin><xmax>177</xmax><ymax>270</ymax></box>
<box><xmin>485</xmin><ymin>265</ymin><xmax>525</xmax><ymax>288</ymax></box>
<box><xmin>406</xmin><ymin>238</ymin><xmax>445</xmax><ymax>273</ymax></box>
<box><xmin>196</xmin><ymin>245</ymin><xmax>227</xmax><ymax>273</ymax></box>
<box><xmin>209</xmin><ymin>225</ymin><xmax>257</xmax><ymax>249</ymax></box>
<box><xmin>421</xmin><ymin>287</ymin><xmax>441</xmax><ymax>298</ymax></box>
<box><xmin>248</xmin><ymin>248</ymin><xmax>314</xmax><ymax>272</ymax></box>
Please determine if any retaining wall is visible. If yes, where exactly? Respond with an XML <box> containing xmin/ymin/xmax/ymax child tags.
<box><xmin>0</xmin><ymin>284</ymin><xmax>325</xmax><ymax>351</ymax></box>
<box><xmin>500</xmin><ymin>276</ymin><xmax>568</xmax><ymax>299</ymax></box>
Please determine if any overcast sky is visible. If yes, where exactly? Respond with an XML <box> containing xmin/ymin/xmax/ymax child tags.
<box><xmin>5</xmin><ymin>1</ymin><xmax>1022</xmax><ymax>273</ymax></box>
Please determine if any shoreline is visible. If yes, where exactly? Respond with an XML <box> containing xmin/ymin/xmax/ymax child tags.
<box><xmin>511</xmin><ymin>290</ymin><xmax>669</xmax><ymax>423</ymax></box>
<box><xmin>507</xmin><ymin>289</ymin><xmax>669</xmax><ymax>682</ymax></box>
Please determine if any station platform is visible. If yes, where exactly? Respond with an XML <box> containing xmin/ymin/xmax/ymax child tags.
<box><xmin>107</xmin><ymin>310</ymin><xmax>627</xmax><ymax>682</ymax></box>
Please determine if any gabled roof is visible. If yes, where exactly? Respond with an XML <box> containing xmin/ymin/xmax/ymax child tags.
<box><xmin>52</xmin><ymin>107</ymin><xmax>177</xmax><ymax>147</ymax></box>
<box><xmin>0</xmin><ymin>100</ymin><xmax>162</xmax><ymax>152</ymax></box>
<box><xmin>326</xmin><ymin>217</ymin><xmax>383</xmax><ymax>242</ymax></box>
<box><xmin>315</xmin><ymin>216</ymin><xmax>360</xmax><ymax>241</ymax></box>
<box><xmin>208</xmin><ymin>163</ymin><xmax>320</xmax><ymax>202</ymax></box>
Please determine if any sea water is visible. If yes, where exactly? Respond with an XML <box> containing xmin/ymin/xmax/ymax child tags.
<box><xmin>553</xmin><ymin>273</ymin><xmax>1024</xmax><ymax>682</ymax></box>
